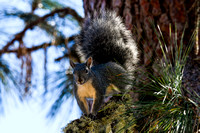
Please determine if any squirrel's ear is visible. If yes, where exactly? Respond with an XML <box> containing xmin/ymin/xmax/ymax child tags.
<box><xmin>86</xmin><ymin>57</ymin><xmax>93</xmax><ymax>69</ymax></box>
<box><xmin>70</xmin><ymin>60</ymin><xmax>76</xmax><ymax>69</ymax></box>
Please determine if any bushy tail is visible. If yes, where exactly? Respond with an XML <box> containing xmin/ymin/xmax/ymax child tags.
<box><xmin>76</xmin><ymin>10</ymin><xmax>139</xmax><ymax>73</ymax></box>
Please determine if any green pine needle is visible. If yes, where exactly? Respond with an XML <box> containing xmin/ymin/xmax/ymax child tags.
<box><xmin>130</xmin><ymin>23</ymin><xmax>200</xmax><ymax>132</ymax></box>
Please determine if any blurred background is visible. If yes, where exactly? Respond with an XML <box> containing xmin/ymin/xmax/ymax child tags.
<box><xmin>0</xmin><ymin>0</ymin><xmax>84</xmax><ymax>132</ymax></box>
<box><xmin>0</xmin><ymin>0</ymin><xmax>199</xmax><ymax>132</ymax></box>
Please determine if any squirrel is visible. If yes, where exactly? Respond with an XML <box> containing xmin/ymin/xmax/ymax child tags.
<box><xmin>70</xmin><ymin>10</ymin><xmax>139</xmax><ymax>116</ymax></box>
<box><xmin>70</xmin><ymin>57</ymin><xmax>128</xmax><ymax>115</ymax></box>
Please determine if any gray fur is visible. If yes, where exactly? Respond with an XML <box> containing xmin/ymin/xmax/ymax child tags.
<box><xmin>72</xmin><ymin>11</ymin><xmax>139</xmax><ymax>115</ymax></box>
<box><xmin>76</xmin><ymin>10</ymin><xmax>139</xmax><ymax>73</ymax></box>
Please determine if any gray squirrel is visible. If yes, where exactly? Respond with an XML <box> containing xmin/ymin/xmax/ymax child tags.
<box><xmin>70</xmin><ymin>57</ymin><xmax>128</xmax><ymax>115</ymax></box>
<box><xmin>70</xmin><ymin>11</ymin><xmax>139</xmax><ymax>116</ymax></box>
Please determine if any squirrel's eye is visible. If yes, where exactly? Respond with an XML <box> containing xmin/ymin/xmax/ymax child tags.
<box><xmin>85</xmin><ymin>69</ymin><xmax>89</xmax><ymax>74</ymax></box>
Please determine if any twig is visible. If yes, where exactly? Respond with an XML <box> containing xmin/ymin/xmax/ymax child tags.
<box><xmin>0</xmin><ymin>7</ymin><xmax>83</xmax><ymax>55</ymax></box>
<box><xmin>195</xmin><ymin>0</ymin><xmax>199</xmax><ymax>55</ymax></box>
<box><xmin>5</xmin><ymin>42</ymin><xmax>51</xmax><ymax>54</ymax></box>
<box><xmin>55</xmin><ymin>53</ymin><xmax>70</xmax><ymax>62</ymax></box>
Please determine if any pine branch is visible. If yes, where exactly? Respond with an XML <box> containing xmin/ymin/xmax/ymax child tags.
<box><xmin>0</xmin><ymin>7</ymin><xmax>83</xmax><ymax>56</ymax></box>
<box><xmin>195</xmin><ymin>0</ymin><xmax>199</xmax><ymax>56</ymax></box>
<box><xmin>5</xmin><ymin>42</ymin><xmax>51</xmax><ymax>54</ymax></box>
<box><xmin>4</xmin><ymin>35</ymin><xmax>78</xmax><ymax>60</ymax></box>
<box><xmin>55</xmin><ymin>53</ymin><xmax>69</xmax><ymax>62</ymax></box>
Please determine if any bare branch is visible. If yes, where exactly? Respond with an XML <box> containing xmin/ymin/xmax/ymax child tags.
<box><xmin>55</xmin><ymin>53</ymin><xmax>70</xmax><ymax>62</ymax></box>
<box><xmin>5</xmin><ymin>43</ymin><xmax>51</xmax><ymax>54</ymax></box>
<box><xmin>0</xmin><ymin>7</ymin><xmax>83</xmax><ymax>55</ymax></box>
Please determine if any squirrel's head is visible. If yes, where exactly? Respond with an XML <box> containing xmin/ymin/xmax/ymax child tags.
<box><xmin>70</xmin><ymin>57</ymin><xmax>93</xmax><ymax>85</ymax></box>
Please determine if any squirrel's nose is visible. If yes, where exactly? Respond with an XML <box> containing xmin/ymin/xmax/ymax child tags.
<box><xmin>78</xmin><ymin>77</ymin><xmax>84</xmax><ymax>84</ymax></box>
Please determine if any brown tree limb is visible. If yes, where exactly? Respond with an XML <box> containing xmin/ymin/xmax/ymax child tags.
<box><xmin>0</xmin><ymin>7</ymin><xmax>83</xmax><ymax>56</ymax></box>
<box><xmin>5</xmin><ymin>43</ymin><xmax>51</xmax><ymax>54</ymax></box>
<box><xmin>55</xmin><ymin>53</ymin><xmax>70</xmax><ymax>62</ymax></box>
